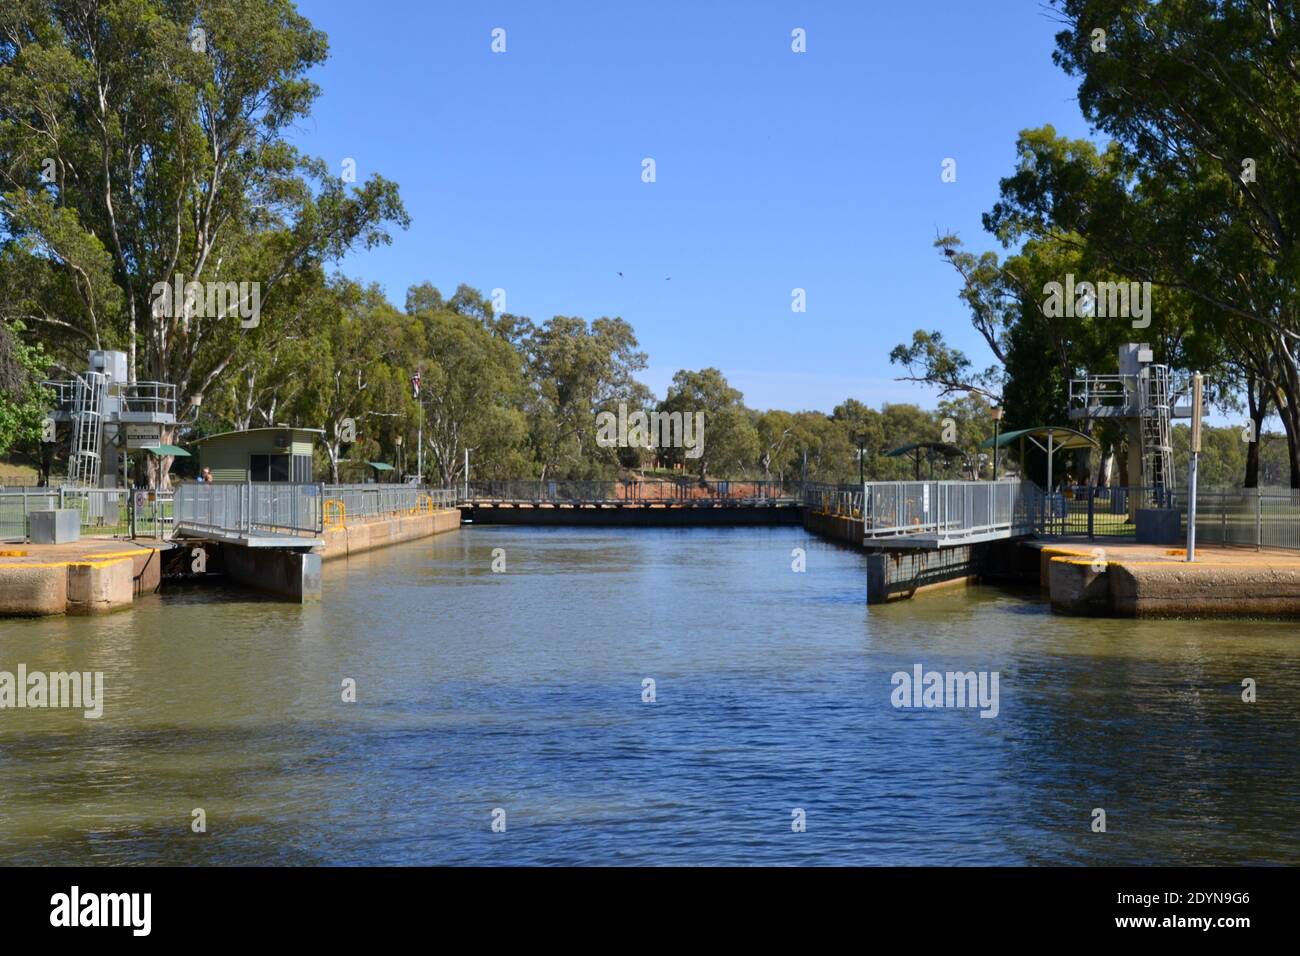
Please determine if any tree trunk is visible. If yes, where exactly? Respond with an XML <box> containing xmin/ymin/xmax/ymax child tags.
<box><xmin>1244</xmin><ymin>373</ymin><xmax>1265</xmax><ymax>488</ymax></box>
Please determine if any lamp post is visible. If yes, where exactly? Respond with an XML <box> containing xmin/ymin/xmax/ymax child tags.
<box><xmin>855</xmin><ymin>436</ymin><xmax>868</xmax><ymax>486</ymax></box>
<box><xmin>991</xmin><ymin>406</ymin><xmax>1004</xmax><ymax>480</ymax></box>
<box><xmin>395</xmin><ymin>434</ymin><xmax>403</xmax><ymax>481</ymax></box>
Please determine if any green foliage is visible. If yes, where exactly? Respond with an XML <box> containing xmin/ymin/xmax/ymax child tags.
<box><xmin>0</xmin><ymin>321</ymin><xmax>51</xmax><ymax>458</ymax></box>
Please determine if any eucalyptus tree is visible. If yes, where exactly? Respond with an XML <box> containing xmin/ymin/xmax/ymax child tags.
<box><xmin>989</xmin><ymin>1</ymin><xmax>1300</xmax><ymax>482</ymax></box>
<box><xmin>0</xmin><ymin>0</ymin><xmax>408</xmax><ymax>479</ymax></box>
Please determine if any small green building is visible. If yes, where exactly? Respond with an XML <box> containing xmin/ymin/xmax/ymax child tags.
<box><xmin>192</xmin><ymin>427</ymin><xmax>323</xmax><ymax>482</ymax></box>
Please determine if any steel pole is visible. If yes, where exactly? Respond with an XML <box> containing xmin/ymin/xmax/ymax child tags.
<box><xmin>992</xmin><ymin>419</ymin><xmax>1000</xmax><ymax>480</ymax></box>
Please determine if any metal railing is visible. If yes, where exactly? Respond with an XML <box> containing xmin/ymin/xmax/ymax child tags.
<box><xmin>42</xmin><ymin>379</ymin><xmax>177</xmax><ymax>419</ymax></box>
<box><xmin>860</xmin><ymin>479</ymin><xmax>1041</xmax><ymax>542</ymax></box>
<box><xmin>465</xmin><ymin>478</ymin><xmax>794</xmax><ymax>504</ymax></box>
<box><xmin>802</xmin><ymin>482</ymin><xmax>863</xmax><ymax>518</ymax></box>
<box><xmin>173</xmin><ymin>482</ymin><xmax>458</xmax><ymax>538</ymax></box>
<box><xmin>133</xmin><ymin>490</ymin><xmax>174</xmax><ymax>539</ymax></box>
<box><xmin>0</xmin><ymin>486</ymin><xmax>175</xmax><ymax>539</ymax></box>
<box><xmin>320</xmin><ymin>484</ymin><xmax>456</xmax><ymax>524</ymax></box>
<box><xmin>1186</xmin><ymin>486</ymin><xmax>1300</xmax><ymax>552</ymax></box>
<box><xmin>0</xmin><ymin>488</ymin><xmax>61</xmax><ymax>540</ymax></box>
<box><xmin>115</xmin><ymin>381</ymin><xmax>177</xmax><ymax>418</ymax></box>
<box><xmin>174</xmin><ymin>482</ymin><xmax>324</xmax><ymax>537</ymax></box>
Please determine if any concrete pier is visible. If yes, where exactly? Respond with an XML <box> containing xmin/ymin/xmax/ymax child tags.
<box><xmin>801</xmin><ymin>507</ymin><xmax>985</xmax><ymax>602</ymax></box>
<box><xmin>221</xmin><ymin>545</ymin><xmax>322</xmax><ymax>601</ymax></box>
<box><xmin>195</xmin><ymin>507</ymin><xmax>462</xmax><ymax>602</ymax></box>
<box><xmin>0</xmin><ymin>540</ymin><xmax>168</xmax><ymax>617</ymax></box>
<box><xmin>1029</xmin><ymin>539</ymin><xmax>1300</xmax><ymax>617</ymax></box>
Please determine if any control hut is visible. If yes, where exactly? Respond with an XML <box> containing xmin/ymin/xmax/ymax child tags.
<box><xmin>192</xmin><ymin>427</ymin><xmax>323</xmax><ymax>483</ymax></box>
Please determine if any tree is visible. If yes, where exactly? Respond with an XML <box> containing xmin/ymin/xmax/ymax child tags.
<box><xmin>407</xmin><ymin>285</ymin><xmax>531</xmax><ymax>486</ymax></box>
<box><xmin>658</xmin><ymin>368</ymin><xmax>759</xmax><ymax>479</ymax></box>
<box><xmin>0</xmin><ymin>0</ymin><xmax>409</xmax><ymax>482</ymax></box>
<box><xmin>991</xmin><ymin>3</ymin><xmax>1300</xmax><ymax>483</ymax></box>
<box><xmin>0</xmin><ymin>319</ymin><xmax>50</xmax><ymax>465</ymax></box>
<box><xmin>522</xmin><ymin>315</ymin><xmax>648</xmax><ymax>479</ymax></box>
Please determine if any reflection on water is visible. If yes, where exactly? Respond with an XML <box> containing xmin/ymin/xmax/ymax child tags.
<box><xmin>1</xmin><ymin>525</ymin><xmax>1297</xmax><ymax>865</ymax></box>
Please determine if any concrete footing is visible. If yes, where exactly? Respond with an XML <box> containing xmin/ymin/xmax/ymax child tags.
<box><xmin>222</xmin><ymin>546</ymin><xmax>322</xmax><ymax>602</ymax></box>
<box><xmin>0</xmin><ymin>543</ymin><xmax>165</xmax><ymax>617</ymax></box>
<box><xmin>801</xmin><ymin>508</ymin><xmax>984</xmax><ymax>603</ymax></box>
<box><xmin>318</xmin><ymin>508</ymin><xmax>460</xmax><ymax>560</ymax></box>
<box><xmin>66</xmin><ymin>559</ymin><xmax>134</xmax><ymax>614</ymax></box>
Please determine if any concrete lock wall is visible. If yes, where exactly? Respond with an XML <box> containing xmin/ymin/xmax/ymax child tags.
<box><xmin>318</xmin><ymin>508</ymin><xmax>460</xmax><ymax>560</ymax></box>
<box><xmin>0</xmin><ymin>563</ymin><xmax>68</xmax><ymax>616</ymax></box>
<box><xmin>66</xmin><ymin>559</ymin><xmax>134</xmax><ymax>615</ymax></box>
<box><xmin>222</xmin><ymin>546</ymin><xmax>322</xmax><ymax>602</ymax></box>
<box><xmin>0</xmin><ymin>554</ymin><xmax>142</xmax><ymax>617</ymax></box>
<box><xmin>214</xmin><ymin>508</ymin><xmax>461</xmax><ymax>602</ymax></box>
<box><xmin>865</xmin><ymin>545</ymin><xmax>984</xmax><ymax>603</ymax></box>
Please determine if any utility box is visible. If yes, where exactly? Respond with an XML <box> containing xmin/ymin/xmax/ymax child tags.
<box><xmin>1135</xmin><ymin>508</ymin><xmax>1181</xmax><ymax>545</ymax></box>
<box><xmin>29</xmin><ymin>509</ymin><xmax>81</xmax><ymax>544</ymax></box>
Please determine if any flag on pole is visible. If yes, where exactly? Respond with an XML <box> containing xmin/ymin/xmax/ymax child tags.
<box><xmin>411</xmin><ymin>372</ymin><xmax>421</xmax><ymax>398</ymax></box>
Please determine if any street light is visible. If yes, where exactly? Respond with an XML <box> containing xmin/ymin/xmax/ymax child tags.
<box><xmin>854</xmin><ymin>436</ymin><xmax>868</xmax><ymax>486</ymax></box>
<box><xmin>991</xmin><ymin>406</ymin><xmax>1004</xmax><ymax>480</ymax></box>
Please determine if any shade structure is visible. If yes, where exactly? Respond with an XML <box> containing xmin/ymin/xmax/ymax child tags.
<box><xmin>979</xmin><ymin>426</ymin><xmax>1098</xmax><ymax>490</ymax></box>
<box><xmin>143</xmin><ymin>444</ymin><xmax>191</xmax><ymax>457</ymax></box>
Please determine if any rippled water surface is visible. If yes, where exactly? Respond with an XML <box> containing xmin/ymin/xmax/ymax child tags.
<box><xmin>2</xmin><ymin>525</ymin><xmax>1297</xmax><ymax>865</ymax></box>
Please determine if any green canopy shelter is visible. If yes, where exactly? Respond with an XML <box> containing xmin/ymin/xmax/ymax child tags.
<box><xmin>143</xmin><ymin>444</ymin><xmax>191</xmax><ymax>457</ymax></box>
<box><xmin>979</xmin><ymin>426</ymin><xmax>1098</xmax><ymax>491</ymax></box>
<box><xmin>883</xmin><ymin>441</ymin><xmax>970</xmax><ymax>480</ymax></box>
<box><xmin>368</xmin><ymin>461</ymin><xmax>395</xmax><ymax>482</ymax></box>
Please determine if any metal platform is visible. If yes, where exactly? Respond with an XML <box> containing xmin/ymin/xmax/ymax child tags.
<box><xmin>868</xmin><ymin>527</ymin><xmax>1031</xmax><ymax>550</ymax></box>
<box><xmin>172</xmin><ymin>527</ymin><xmax>320</xmax><ymax>549</ymax></box>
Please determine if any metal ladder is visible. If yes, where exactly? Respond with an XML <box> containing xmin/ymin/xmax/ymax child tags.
<box><xmin>68</xmin><ymin>371</ymin><xmax>106</xmax><ymax>488</ymax></box>
<box><xmin>1138</xmin><ymin>365</ymin><xmax>1175</xmax><ymax>504</ymax></box>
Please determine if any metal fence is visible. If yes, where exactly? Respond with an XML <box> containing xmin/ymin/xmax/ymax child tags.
<box><xmin>0</xmin><ymin>489</ymin><xmax>60</xmax><ymax>541</ymax></box>
<box><xmin>1044</xmin><ymin>485</ymin><xmax>1174</xmax><ymax>538</ymax></box>
<box><xmin>859</xmin><ymin>480</ymin><xmax>1042</xmax><ymax>541</ymax></box>
<box><xmin>174</xmin><ymin>482</ymin><xmax>324</xmax><ymax>537</ymax></box>
<box><xmin>173</xmin><ymin>482</ymin><xmax>457</xmax><ymax>537</ymax></box>
<box><xmin>465</xmin><ymin>478</ymin><xmax>793</xmax><ymax>503</ymax></box>
<box><xmin>802</xmin><ymin>482</ymin><xmax>863</xmax><ymax>518</ymax></box>
<box><xmin>1188</xmin><ymin>487</ymin><xmax>1300</xmax><ymax>551</ymax></box>
<box><xmin>320</xmin><ymin>484</ymin><xmax>456</xmax><ymax>525</ymax></box>
<box><xmin>0</xmin><ymin>486</ymin><xmax>177</xmax><ymax>540</ymax></box>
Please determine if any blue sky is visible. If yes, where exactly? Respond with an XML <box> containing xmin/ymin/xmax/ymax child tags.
<box><xmin>288</xmin><ymin>0</ymin><xmax>1092</xmax><ymax>413</ymax></box>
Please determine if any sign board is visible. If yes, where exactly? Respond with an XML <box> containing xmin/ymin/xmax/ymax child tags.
<box><xmin>125</xmin><ymin>424</ymin><xmax>162</xmax><ymax>449</ymax></box>
<box><xmin>1190</xmin><ymin>374</ymin><xmax>1204</xmax><ymax>454</ymax></box>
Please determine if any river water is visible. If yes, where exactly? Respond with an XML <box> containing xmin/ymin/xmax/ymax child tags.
<box><xmin>1</xmin><ymin>525</ymin><xmax>1297</xmax><ymax>865</ymax></box>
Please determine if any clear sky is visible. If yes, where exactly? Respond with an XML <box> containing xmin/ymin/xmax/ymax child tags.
<box><xmin>287</xmin><ymin>0</ymin><xmax>1093</xmax><ymax>413</ymax></box>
